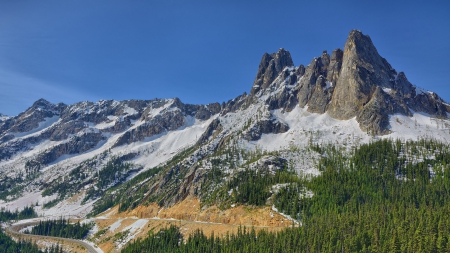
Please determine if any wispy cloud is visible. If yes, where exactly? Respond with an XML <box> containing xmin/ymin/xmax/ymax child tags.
<box><xmin>0</xmin><ymin>68</ymin><xmax>97</xmax><ymax>116</ymax></box>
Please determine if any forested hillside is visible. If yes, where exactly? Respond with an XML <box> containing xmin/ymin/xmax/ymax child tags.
<box><xmin>122</xmin><ymin>139</ymin><xmax>450</xmax><ymax>253</ymax></box>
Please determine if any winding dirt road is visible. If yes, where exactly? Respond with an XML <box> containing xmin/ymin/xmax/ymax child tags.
<box><xmin>5</xmin><ymin>221</ymin><xmax>99</xmax><ymax>253</ymax></box>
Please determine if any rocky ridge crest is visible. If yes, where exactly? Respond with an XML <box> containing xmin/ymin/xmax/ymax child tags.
<box><xmin>245</xmin><ymin>30</ymin><xmax>449</xmax><ymax>135</ymax></box>
<box><xmin>0</xmin><ymin>98</ymin><xmax>221</xmax><ymax>164</ymax></box>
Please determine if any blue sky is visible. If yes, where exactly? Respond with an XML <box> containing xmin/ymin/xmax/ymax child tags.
<box><xmin>1</xmin><ymin>1</ymin><xmax>449</xmax><ymax>116</ymax></box>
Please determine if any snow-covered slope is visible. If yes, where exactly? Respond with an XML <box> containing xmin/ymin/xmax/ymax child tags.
<box><xmin>0</xmin><ymin>98</ymin><xmax>218</xmax><ymax>216</ymax></box>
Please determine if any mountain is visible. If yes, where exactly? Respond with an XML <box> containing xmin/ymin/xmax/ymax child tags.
<box><xmin>248</xmin><ymin>30</ymin><xmax>449</xmax><ymax>135</ymax></box>
<box><xmin>1</xmin><ymin>30</ymin><xmax>450</xmax><ymax>251</ymax></box>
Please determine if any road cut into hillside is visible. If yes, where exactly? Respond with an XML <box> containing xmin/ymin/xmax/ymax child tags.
<box><xmin>5</xmin><ymin>221</ymin><xmax>100</xmax><ymax>253</ymax></box>
<box><xmin>92</xmin><ymin>197</ymin><xmax>297</xmax><ymax>252</ymax></box>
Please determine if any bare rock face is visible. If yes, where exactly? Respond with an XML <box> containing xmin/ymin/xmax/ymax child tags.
<box><xmin>319</xmin><ymin>50</ymin><xmax>330</xmax><ymax>74</ymax></box>
<box><xmin>221</xmin><ymin>93</ymin><xmax>250</xmax><ymax>114</ymax></box>
<box><xmin>296</xmin><ymin>64</ymin><xmax>305</xmax><ymax>76</ymax></box>
<box><xmin>243</xmin><ymin>118</ymin><xmax>289</xmax><ymax>141</ymax></box>
<box><xmin>307</xmin><ymin>75</ymin><xmax>334</xmax><ymax>114</ymax></box>
<box><xmin>356</xmin><ymin>87</ymin><xmax>392</xmax><ymax>134</ymax></box>
<box><xmin>36</xmin><ymin>131</ymin><xmax>105</xmax><ymax>165</ymax></box>
<box><xmin>194</xmin><ymin>103</ymin><xmax>221</xmax><ymax>120</ymax></box>
<box><xmin>394</xmin><ymin>72</ymin><xmax>414</xmax><ymax>97</ymax></box>
<box><xmin>264</xmin><ymin>68</ymin><xmax>299</xmax><ymax>111</ymax></box>
<box><xmin>304</xmin><ymin>50</ymin><xmax>342</xmax><ymax>114</ymax></box>
<box><xmin>0</xmin><ymin>135</ymin><xmax>42</xmax><ymax>160</ymax></box>
<box><xmin>296</xmin><ymin>52</ymin><xmax>330</xmax><ymax>108</ymax></box>
<box><xmin>114</xmin><ymin>109</ymin><xmax>186</xmax><ymax>148</ymax></box>
<box><xmin>250</xmin><ymin>48</ymin><xmax>294</xmax><ymax>95</ymax></box>
<box><xmin>409</xmin><ymin>91</ymin><xmax>448</xmax><ymax>118</ymax></box>
<box><xmin>2</xmin><ymin>99</ymin><xmax>65</xmax><ymax>135</ymax></box>
<box><xmin>327</xmin><ymin>30</ymin><xmax>397</xmax><ymax>120</ymax></box>
<box><xmin>50</xmin><ymin>120</ymin><xmax>87</xmax><ymax>141</ymax></box>
<box><xmin>327</xmin><ymin>49</ymin><xmax>343</xmax><ymax>84</ymax></box>
<box><xmin>102</xmin><ymin>117</ymin><xmax>132</xmax><ymax>133</ymax></box>
<box><xmin>0</xmin><ymin>99</ymin><xmax>68</xmax><ymax>160</ymax></box>
<box><xmin>0</xmin><ymin>96</ymin><xmax>222</xmax><ymax>163</ymax></box>
<box><xmin>196</xmin><ymin>118</ymin><xmax>222</xmax><ymax>146</ymax></box>
<box><xmin>319</xmin><ymin>30</ymin><xmax>448</xmax><ymax>134</ymax></box>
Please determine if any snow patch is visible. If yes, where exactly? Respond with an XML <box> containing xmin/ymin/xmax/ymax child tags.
<box><xmin>109</xmin><ymin>219</ymin><xmax>123</xmax><ymax>232</ymax></box>
<box><xmin>116</xmin><ymin>219</ymin><xmax>148</xmax><ymax>249</ymax></box>
<box><xmin>123</xmin><ymin>105</ymin><xmax>137</xmax><ymax>115</ymax></box>
<box><xmin>382</xmin><ymin>88</ymin><xmax>392</xmax><ymax>93</ymax></box>
<box><xmin>12</xmin><ymin>116</ymin><xmax>59</xmax><ymax>138</ymax></box>
<box><xmin>271</xmin><ymin>205</ymin><xmax>299</xmax><ymax>225</ymax></box>
<box><xmin>95</xmin><ymin>120</ymin><xmax>116</xmax><ymax>130</ymax></box>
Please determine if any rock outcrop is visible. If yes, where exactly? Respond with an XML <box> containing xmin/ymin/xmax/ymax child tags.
<box><xmin>243</xmin><ymin>118</ymin><xmax>289</xmax><ymax>141</ymax></box>
<box><xmin>249</xmin><ymin>30</ymin><xmax>449</xmax><ymax>135</ymax></box>
<box><xmin>36</xmin><ymin>130</ymin><xmax>105</xmax><ymax>165</ymax></box>
<box><xmin>250</xmin><ymin>48</ymin><xmax>294</xmax><ymax>95</ymax></box>
<box><xmin>196</xmin><ymin>118</ymin><xmax>222</xmax><ymax>146</ymax></box>
<box><xmin>328</xmin><ymin>30</ymin><xmax>396</xmax><ymax>120</ymax></box>
<box><xmin>0</xmin><ymin>99</ymin><xmax>66</xmax><ymax>136</ymax></box>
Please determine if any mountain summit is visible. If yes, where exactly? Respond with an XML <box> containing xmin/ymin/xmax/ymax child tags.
<box><xmin>248</xmin><ymin>29</ymin><xmax>449</xmax><ymax>134</ymax></box>
<box><xmin>250</xmin><ymin>48</ymin><xmax>294</xmax><ymax>95</ymax></box>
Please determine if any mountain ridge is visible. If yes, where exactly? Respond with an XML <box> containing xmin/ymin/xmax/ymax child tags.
<box><xmin>1</xmin><ymin>29</ymin><xmax>449</xmax><ymax>219</ymax></box>
<box><xmin>2</xmin><ymin>31</ymin><xmax>448</xmax><ymax>140</ymax></box>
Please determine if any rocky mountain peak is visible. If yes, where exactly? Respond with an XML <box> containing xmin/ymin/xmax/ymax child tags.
<box><xmin>244</xmin><ymin>30</ymin><xmax>449</xmax><ymax>135</ymax></box>
<box><xmin>2</xmin><ymin>30</ymin><xmax>450</xmax><ymax>231</ymax></box>
<box><xmin>31</xmin><ymin>98</ymin><xmax>53</xmax><ymax>108</ymax></box>
<box><xmin>2</xmin><ymin>99</ymin><xmax>67</xmax><ymax>135</ymax></box>
<box><xmin>273</xmin><ymin>48</ymin><xmax>294</xmax><ymax>71</ymax></box>
<box><xmin>327</xmin><ymin>30</ymin><xmax>394</xmax><ymax>120</ymax></box>
<box><xmin>250</xmin><ymin>48</ymin><xmax>294</xmax><ymax>95</ymax></box>
<box><xmin>345</xmin><ymin>30</ymin><xmax>375</xmax><ymax>53</ymax></box>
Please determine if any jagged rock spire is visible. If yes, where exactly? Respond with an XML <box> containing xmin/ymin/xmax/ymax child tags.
<box><xmin>327</xmin><ymin>48</ymin><xmax>343</xmax><ymax>84</ymax></box>
<box><xmin>251</xmin><ymin>48</ymin><xmax>294</xmax><ymax>95</ymax></box>
<box><xmin>246</xmin><ymin>29</ymin><xmax>449</xmax><ymax>135</ymax></box>
<box><xmin>327</xmin><ymin>30</ymin><xmax>396</xmax><ymax>120</ymax></box>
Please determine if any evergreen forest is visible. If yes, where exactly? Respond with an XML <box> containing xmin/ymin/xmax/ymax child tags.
<box><xmin>0</xmin><ymin>205</ymin><xmax>37</xmax><ymax>222</ymax></box>
<box><xmin>122</xmin><ymin>139</ymin><xmax>450</xmax><ymax>253</ymax></box>
<box><xmin>0</xmin><ymin>229</ymin><xmax>63</xmax><ymax>253</ymax></box>
<box><xmin>28</xmin><ymin>218</ymin><xmax>93</xmax><ymax>239</ymax></box>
